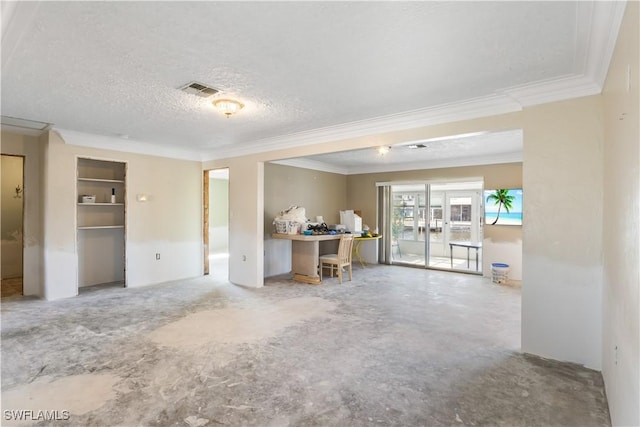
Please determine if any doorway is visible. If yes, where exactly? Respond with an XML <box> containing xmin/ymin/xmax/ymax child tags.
<box><xmin>204</xmin><ymin>168</ymin><xmax>229</xmax><ymax>280</ymax></box>
<box><xmin>387</xmin><ymin>180</ymin><xmax>483</xmax><ymax>273</ymax></box>
<box><xmin>1</xmin><ymin>154</ymin><xmax>25</xmax><ymax>297</ymax></box>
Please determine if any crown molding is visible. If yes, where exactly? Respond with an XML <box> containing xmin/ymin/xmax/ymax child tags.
<box><xmin>502</xmin><ymin>74</ymin><xmax>602</xmax><ymax>107</ymax></box>
<box><xmin>0</xmin><ymin>124</ymin><xmax>48</xmax><ymax>137</ymax></box>
<box><xmin>344</xmin><ymin>151</ymin><xmax>523</xmax><ymax>176</ymax></box>
<box><xmin>270</xmin><ymin>151</ymin><xmax>522</xmax><ymax>176</ymax></box>
<box><xmin>202</xmin><ymin>94</ymin><xmax>522</xmax><ymax>161</ymax></box>
<box><xmin>7</xmin><ymin>0</ymin><xmax>622</xmax><ymax>166</ymax></box>
<box><xmin>203</xmin><ymin>72</ymin><xmax>598</xmax><ymax>161</ymax></box>
<box><xmin>270</xmin><ymin>158</ymin><xmax>350</xmax><ymax>175</ymax></box>
<box><xmin>585</xmin><ymin>0</ymin><xmax>627</xmax><ymax>86</ymax></box>
<box><xmin>54</xmin><ymin>128</ymin><xmax>202</xmax><ymax>162</ymax></box>
<box><xmin>202</xmin><ymin>2</ymin><xmax>626</xmax><ymax>162</ymax></box>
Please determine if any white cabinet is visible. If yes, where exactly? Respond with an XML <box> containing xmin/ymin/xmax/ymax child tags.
<box><xmin>77</xmin><ymin>158</ymin><xmax>126</xmax><ymax>288</ymax></box>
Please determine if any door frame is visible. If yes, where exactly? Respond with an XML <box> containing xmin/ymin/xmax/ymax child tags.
<box><xmin>1</xmin><ymin>154</ymin><xmax>26</xmax><ymax>296</ymax></box>
<box><xmin>203</xmin><ymin>170</ymin><xmax>209</xmax><ymax>275</ymax></box>
<box><xmin>377</xmin><ymin>178</ymin><xmax>484</xmax><ymax>273</ymax></box>
<box><xmin>203</xmin><ymin>167</ymin><xmax>230</xmax><ymax>276</ymax></box>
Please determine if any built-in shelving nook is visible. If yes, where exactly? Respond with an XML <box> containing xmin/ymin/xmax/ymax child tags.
<box><xmin>77</xmin><ymin>157</ymin><xmax>126</xmax><ymax>289</ymax></box>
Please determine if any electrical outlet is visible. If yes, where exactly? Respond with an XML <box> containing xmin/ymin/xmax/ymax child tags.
<box><xmin>156</xmin><ymin>253</ymin><xmax>161</xmax><ymax>260</ymax></box>
<box><xmin>614</xmin><ymin>345</ymin><xmax>618</xmax><ymax>365</ymax></box>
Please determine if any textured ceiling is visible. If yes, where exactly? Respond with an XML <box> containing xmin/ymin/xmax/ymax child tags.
<box><xmin>0</xmin><ymin>1</ymin><xmax>623</xmax><ymax>161</ymax></box>
<box><xmin>274</xmin><ymin>130</ymin><xmax>523</xmax><ymax>174</ymax></box>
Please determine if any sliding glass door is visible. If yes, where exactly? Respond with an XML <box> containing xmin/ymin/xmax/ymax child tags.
<box><xmin>390</xmin><ymin>184</ymin><xmax>427</xmax><ymax>266</ymax></box>
<box><xmin>386</xmin><ymin>181</ymin><xmax>483</xmax><ymax>273</ymax></box>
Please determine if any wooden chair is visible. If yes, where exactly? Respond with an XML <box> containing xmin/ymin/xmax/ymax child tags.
<box><xmin>319</xmin><ymin>233</ymin><xmax>355</xmax><ymax>283</ymax></box>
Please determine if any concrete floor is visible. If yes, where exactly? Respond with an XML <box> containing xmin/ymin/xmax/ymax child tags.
<box><xmin>1</xmin><ymin>265</ymin><xmax>609</xmax><ymax>426</ymax></box>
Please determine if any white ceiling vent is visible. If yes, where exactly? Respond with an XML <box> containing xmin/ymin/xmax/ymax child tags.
<box><xmin>179</xmin><ymin>82</ymin><xmax>220</xmax><ymax>98</ymax></box>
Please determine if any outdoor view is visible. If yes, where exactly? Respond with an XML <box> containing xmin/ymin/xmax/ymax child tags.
<box><xmin>390</xmin><ymin>182</ymin><xmax>482</xmax><ymax>271</ymax></box>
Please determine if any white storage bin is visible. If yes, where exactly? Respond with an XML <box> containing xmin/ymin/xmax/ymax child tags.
<box><xmin>491</xmin><ymin>263</ymin><xmax>510</xmax><ymax>284</ymax></box>
<box><xmin>81</xmin><ymin>195</ymin><xmax>96</xmax><ymax>203</ymax></box>
<box><xmin>274</xmin><ymin>220</ymin><xmax>288</xmax><ymax>234</ymax></box>
<box><xmin>274</xmin><ymin>220</ymin><xmax>300</xmax><ymax>234</ymax></box>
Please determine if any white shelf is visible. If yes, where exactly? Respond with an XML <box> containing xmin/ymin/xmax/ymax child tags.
<box><xmin>77</xmin><ymin>158</ymin><xmax>127</xmax><ymax>288</ymax></box>
<box><xmin>78</xmin><ymin>225</ymin><xmax>125</xmax><ymax>230</ymax></box>
<box><xmin>78</xmin><ymin>203</ymin><xmax>124</xmax><ymax>206</ymax></box>
<box><xmin>78</xmin><ymin>178</ymin><xmax>125</xmax><ymax>183</ymax></box>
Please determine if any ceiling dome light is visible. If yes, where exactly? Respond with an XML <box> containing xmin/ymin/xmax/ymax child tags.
<box><xmin>213</xmin><ymin>98</ymin><xmax>244</xmax><ymax>118</ymax></box>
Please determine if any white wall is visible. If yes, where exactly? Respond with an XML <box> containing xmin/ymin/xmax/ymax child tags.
<box><xmin>42</xmin><ymin>130</ymin><xmax>203</xmax><ymax>299</ymax></box>
<box><xmin>227</xmin><ymin>160</ymin><xmax>264</xmax><ymax>287</ymax></box>
<box><xmin>482</xmin><ymin>239</ymin><xmax>522</xmax><ymax>282</ymax></box>
<box><xmin>521</xmin><ymin>96</ymin><xmax>604</xmax><ymax>370</ymax></box>
<box><xmin>209</xmin><ymin>176</ymin><xmax>229</xmax><ymax>254</ymax></box>
<box><xmin>209</xmin><ymin>227</ymin><xmax>228</xmax><ymax>253</ymax></box>
<box><xmin>0</xmin><ymin>133</ymin><xmax>43</xmax><ymax>296</ymax></box>
<box><xmin>601</xmin><ymin>2</ymin><xmax>640</xmax><ymax>425</ymax></box>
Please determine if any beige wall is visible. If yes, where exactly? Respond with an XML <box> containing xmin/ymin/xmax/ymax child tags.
<box><xmin>347</xmin><ymin>162</ymin><xmax>523</xmax><ymax>279</ymax></box>
<box><xmin>1</xmin><ymin>132</ymin><xmax>43</xmax><ymax>295</ymax></box>
<box><xmin>204</xmin><ymin>114</ymin><xmax>521</xmax><ymax>289</ymax></box>
<box><xmin>521</xmin><ymin>96</ymin><xmax>604</xmax><ymax>369</ymax></box>
<box><xmin>264</xmin><ymin>163</ymin><xmax>347</xmax><ymax>231</ymax></box>
<box><xmin>205</xmin><ymin>95</ymin><xmax>608</xmax><ymax>369</ymax></box>
<box><xmin>42</xmin><ymin>130</ymin><xmax>203</xmax><ymax>299</ymax></box>
<box><xmin>264</xmin><ymin>163</ymin><xmax>347</xmax><ymax>277</ymax></box>
<box><xmin>601</xmin><ymin>1</ymin><xmax>640</xmax><ymax>425</ymax></box>
<box><xmin>203</xmin><ymin>6</ymin><xmax>640</xmax><ymax>379</ymax></box>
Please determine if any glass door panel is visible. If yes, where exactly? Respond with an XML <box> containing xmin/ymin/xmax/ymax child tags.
<box><xmin>428</xmin><ymin>191</ymin><xmax>446</xmax><ymax>261</ymax></box>
<box><xmin>448</xmin><ymin>195</ymin><xmax>473</xmax><ymax>242</ymax></box>
<box><xmin>427</xmin><ymin>185</ymin><xmax>483</xmax><ymax>273</ymax></box>
<box><xmin>391</xmin><ymin>185</ymin><xmax>426</xmax><ymax>266</ymax></box>
<box><xmin>445</xmin><ymin>191</ymin><xmax>482</xmax><ymax>272</ymax></box>
<box><xmin>387</xmin><ymin>182</ymin><xmax>482</xmax><ymax>273</ymax></box>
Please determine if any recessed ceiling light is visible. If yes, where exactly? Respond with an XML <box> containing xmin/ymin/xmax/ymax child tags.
<box><xmin>377</xmin><ymin>146</ymin><xmax>390</xmax><ymax>156</ymax></box>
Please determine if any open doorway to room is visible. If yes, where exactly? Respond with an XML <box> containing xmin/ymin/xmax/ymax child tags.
<box><xmin>204</xmin><ymin>168</ymin><xmax>229</xmax><ymax>280</ymax></box>
<box><xmin>387</xmin><ymin>180</ymin><xmax>484</xmax><ymax>274</ymax></box>
<box><xmin>1</xmin><ymin>154</ymin><xmax>25</xmax><ymax>297</ymax></box>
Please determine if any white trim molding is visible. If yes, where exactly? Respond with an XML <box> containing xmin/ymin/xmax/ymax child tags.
<box><xmin>202</xmin><ymin>2</ymin><xmax>627</xmax><ymax>162</ymax></box>
<box><xmin>3</xmin><ymin>1</ymin><xmax>624</xmax><ymax>164</ymax></box>
<box><xmin>54</xmin><ymin>128</ymin><xmax>202</xmax><ymax>162</ymax></box>
<box><xmin>202</xmin><ymin>95</ymin><xmax>522</xmax><ymax>161</ymax></box>
<box><xmin>273</xmin><ymin>151</ymin><xmax>522</xmax><ymax>176</ymax></box>
<box><xmin>270</xmin><ymin>158</ymin><xmax>350</xmax><ymax>175</ymax></box>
